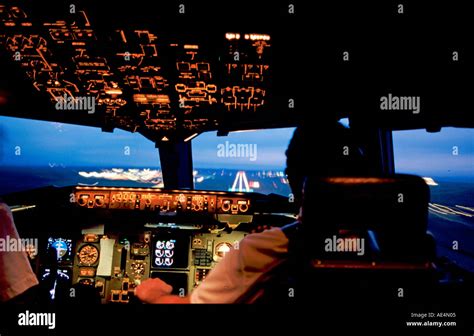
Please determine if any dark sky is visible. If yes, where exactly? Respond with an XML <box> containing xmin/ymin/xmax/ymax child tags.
<box><xmin>0</xmin><ymin>116</ymin><xmax>294</xmax><ymax>170</ymax></box>
<box><xmin>393</xmin><ymin>128</ymin><xmax>474</xmax><ymax>180</ymax></box>
<box><xmin>0</xmin><ymin>116</ymin><xmax>472</xmax><ymax>180</ymax></box>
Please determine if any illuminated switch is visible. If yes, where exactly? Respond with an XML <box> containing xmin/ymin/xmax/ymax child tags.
<box><xmin>251</xmin><ymin>89</ymin><xmax>265</xmax><ymax>105</ymax></box>
<box><xmin>177</xmin><ymin>62</ymin><xmax>190</xmax><ymax>72</ymax></box>
<box><xmin>175</xmin><ymin>84</ymin><xmax>187</xmax><ymax>92</ymax></box>
<box><xmin>222</xmin><ymin>89</ymin><xmax>236</xmax><ymax>105</ymax></box>
<box><xmin>111</xmin><ymin>291</ymin><xmax>120</xmax><ymax>302</ymax></box>
<box><xmin>197</xmin><ymin>63</ymin><xmax>209</xmax><ymax>71</ymax></box>
<box><xmin>79</xmin><ymin>267</ymin><xmax>96</xmax><ymax>277</ymax></box>
<box><xmin>137</xmin><ymin>35</ymin><xmax>150</xmax><ymax>45</ymax></box>
<box><xmin>122</xmin><ymin>281</ymin><xmax>129</xmax><ymax>291</ymax></box>
<box><xmin>142</xmin><ymin>45</ymin><xmax>157</xmax><ymax>57</ymax></box>
<box><xmin>237</xmin><ymin>90</ymin><xmax>252</xmax><ymax>105</ymax></box>
<box><xmin>139</xmin><ymin>77</ymin><xmax>153</xmax><ymax>89</ymax></box>
<box><xmin>120</xmin><ymin>291</ymin><xmax>129</xmax><ymax>302</ymax></box>
<box><xmin>95</xmin><ymin>281</ymin><xmax>105</xmax><ymax>297</ymax></box>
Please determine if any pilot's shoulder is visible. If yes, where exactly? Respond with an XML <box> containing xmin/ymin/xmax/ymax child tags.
<box><xmin>0</xmin><ymin>202</ymin><xmax>13</xmax><ymax>220</ymax></box>
<box><xmin>239</xmin><ymin>227</ymin><xmax>289</xmax><ymax>255</ymax></box>
<box><xmin>0</xmin><ymin>202</ymin><xmax>18</xmax><ymax>237</ymax></box>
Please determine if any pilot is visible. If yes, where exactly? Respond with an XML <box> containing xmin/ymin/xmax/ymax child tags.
<box><xmin>0</xmin><ymin>201</ymin><xmax>39</xmax><ymax>302</ymax></box>
<box><xmin>136</xmin><ymin>121</ymin><xmax>367</xmax><ymax>303</ymax></box>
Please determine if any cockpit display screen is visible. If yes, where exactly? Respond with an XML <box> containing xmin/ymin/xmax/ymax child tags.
<box><xmin>40</xmin><ymin>267</ymin><xmax>72</xmax><ymax>301</ymax></box>
<box><xmin>152</xmin><ymin>234</ymin><xmax>189</xmax><ymax>269</ymax></box>
<box><xmin>46</xmin><ymin>238</ymin><xmax>73</xmax><ymax>262</ymax></box>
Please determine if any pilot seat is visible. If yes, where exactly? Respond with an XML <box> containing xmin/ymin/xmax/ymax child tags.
<box><xmin>237</xmin><ymin>174</ymin><xmax>438</xmax><ymax>312</ymax></box>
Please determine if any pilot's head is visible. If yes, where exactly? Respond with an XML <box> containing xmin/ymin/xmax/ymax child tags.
<box><xmin>285</xmin><ymin>121</ymin><xmax>367</xmax><ymax>205</ymax></box>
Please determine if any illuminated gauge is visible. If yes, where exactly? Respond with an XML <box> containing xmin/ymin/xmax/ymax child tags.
<box><xmin>48</xmin><ymin>238</ymin><xmax>72</xmax><ymax>260</ymax></box>
<box><xmin>221</xmin><ymin>200</ymin><xmax>231</xmax><ymax>212</ymax></box>
<box><xmin>78</xmin><ymin>244</ymin><xmax>99</xmax><ymax>265</ymax></box>
<box><xmin>41</xmin><ymin>269</ymin><xmax>70</xmax><ymax>281</ymax></box>
<box><xmin>41</xmin><ymin>269</ymin><xmax>52</xmax><ymax>281</ymax></box>
<box><xmin>131</xmin><ymin>262</ymin><xmax>145</xmax><ymax>276</ymax></box>
<box><xmin>155</xmin><ymin>249</ymin><xmax>165</xmax><ymax>257</ymax></box>
<box><xmin>178</xmin><ymin>193</ymin><xmax>186</xmax><ymax>203</ymax></box>
<box><xmin>156</xmin><ymin>241</ymin><xmax>165</xmax><ymax>249</ymax></box>
<box><xmin>54</xmin><ymin>241</ymin><xmax>68</xmax><ymax>258</ymax></box>
<box><xmin>164</xmin><ymin>250</ymin><xmax>174</xmax><ymax>258</ymax></box>
<box><xmin>79</xmin><ymin>278</ymin><xmax>94</xmax><ymax>286</ymax></box>
<box><xmin>215</xmin><ymin>242</ymin><xmax>234</xmax><ymax>259</ymax></box>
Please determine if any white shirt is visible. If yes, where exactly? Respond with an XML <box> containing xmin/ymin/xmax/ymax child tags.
<box><xmin>190</xmin><ymin>227</ymin><xmax>289</xmax><ymax>303</ymax></box>
<box><xmin>0</xmin><ymin>203</ymin><xmax>39</xmax><ymax>302</ymax></box>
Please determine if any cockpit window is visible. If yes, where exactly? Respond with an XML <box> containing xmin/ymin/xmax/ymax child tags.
<box><xmin>192</xmin><ymin>128</ymin><xmax>295</xmax><ymax>197</ymax></box>
<box><xmin>393</xmin><ymin>128</ymin><xmax>474</xmax><ymax>272</ymax></box>
<box><xmin>0</xmin><ymin>116</ymin><xmax>295</xmax><ymax>197</ymax></box>
<box><xmin>0</xmin><ymin>116</ymin><xmax>162</xmax><ymax>195</ymax></box>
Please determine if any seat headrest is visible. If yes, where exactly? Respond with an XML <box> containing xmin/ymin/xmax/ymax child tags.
<box><xmin>302</xmin><ymin>174</ymin><xmax>429</xmax><ymax>235</ymax></box>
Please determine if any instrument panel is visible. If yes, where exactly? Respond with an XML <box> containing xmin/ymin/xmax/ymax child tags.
<box><xmin>39</xmin><ymin>229</ymin><xmax>247</xmax><ymax>304</ymax></box>
<box><xmin>74</xmin><ymin>186</ymin><xmax>252</xmax><ymax>215</ymax></box>
<box><xmin>10</xmin><ymin>185</ymin><xmax>295</xmax><ymax>304</ymax></box>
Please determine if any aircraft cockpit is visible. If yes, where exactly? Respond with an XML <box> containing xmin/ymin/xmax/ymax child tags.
<box><xmin>0</xmin><ymin>1</ymin><xmax>472</xmax><ymax>333</ymax></box>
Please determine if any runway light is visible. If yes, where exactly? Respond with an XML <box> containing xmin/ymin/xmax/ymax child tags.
<box><xmin>249</xmin><ymin>181</ymin><xmax>260</xmax><ymax>189</ymax></box>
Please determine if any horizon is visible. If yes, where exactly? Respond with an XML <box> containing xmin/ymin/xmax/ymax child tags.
<box><xmin>0</xmin><ymin>164</ymin><xmax>472</xmax><ymax>184</ymax></box>
<box><xmin>0</xmin><ymin>115</ymin><xmax>473</xmax><ymax>179</ymax></box>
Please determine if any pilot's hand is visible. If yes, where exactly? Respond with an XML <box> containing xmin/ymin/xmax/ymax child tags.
<box><xmin>135</xmin><ymin>278</ymin><xmax>173</xmax><ymax>304</ymax></box>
